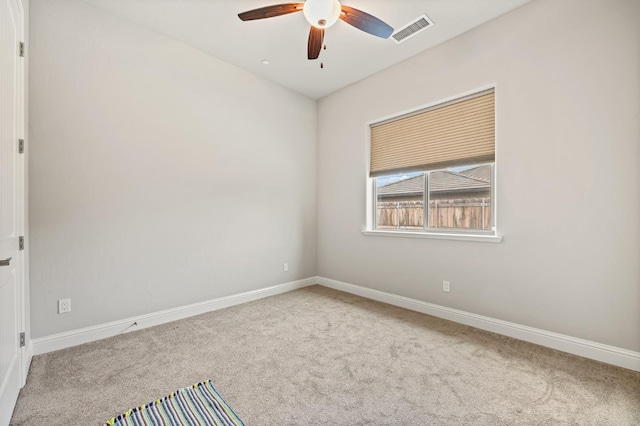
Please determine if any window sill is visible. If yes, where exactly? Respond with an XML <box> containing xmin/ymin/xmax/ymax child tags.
<box><xmin>362</xmin><ymin>230</ymin><xmax>503</xmax><ymax>243</ymax></box>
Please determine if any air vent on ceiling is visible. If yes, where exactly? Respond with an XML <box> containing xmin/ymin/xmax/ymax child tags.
<box><xmin>392</xmin><ymin>14</ymin><xmax>433</xmax><ymax>44</ymax></box>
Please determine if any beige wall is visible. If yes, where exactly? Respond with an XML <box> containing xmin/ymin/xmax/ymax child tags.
<box><xmin>29</xmin><ymin>0</ymin><xmax>640</xmax><ymax>353</ymax></box>
<box><xmin>29</xmin><ymin>0</ymin><xmax>317</xmax><ymax>338</ymax></box>
<box><xmin>317</xmin><ymin>0</ymin><xmax>640</xmax><ymax>351</ymax></box>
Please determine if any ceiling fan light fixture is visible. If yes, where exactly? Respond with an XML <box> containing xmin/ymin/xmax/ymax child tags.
<box><xmin>303</xmin><ymin>0</ymin><xmax>341</xmax><ymax>29</ymax></box>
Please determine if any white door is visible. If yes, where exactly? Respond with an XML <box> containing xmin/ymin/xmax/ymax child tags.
<box><xmin>0</xmin><ymin>0</ymin><xmax>24</xmax><ymax>424</ymax></box>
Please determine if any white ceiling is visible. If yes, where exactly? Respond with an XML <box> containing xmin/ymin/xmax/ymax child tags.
<box><xmin>80</xmin><ymin>0</ymin><xmax>532</xmax><ymax>99</ymax></box>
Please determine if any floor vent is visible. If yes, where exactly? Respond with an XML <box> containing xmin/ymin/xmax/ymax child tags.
<box><xmin>392</xmin><ymin>14</ymin><xmax>433</xmax><ymax>43</ymax></box>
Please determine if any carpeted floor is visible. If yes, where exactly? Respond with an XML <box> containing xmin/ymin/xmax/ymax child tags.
<box><xmin>10</xmin><ymin>285</ymin><xmax>640</xmax><ymax>425</ymax></box>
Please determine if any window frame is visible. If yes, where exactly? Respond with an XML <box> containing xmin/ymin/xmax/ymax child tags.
<box><xmin>371</xmin><ymin>163</ymin><xmax>496</xmax><ymax>235</ymax></box>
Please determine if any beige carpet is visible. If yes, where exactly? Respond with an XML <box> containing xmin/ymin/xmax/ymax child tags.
<box><xmin>11</xmin><ymin>285</ymin><xmax>640</xmax><ymax>425</ymax></box>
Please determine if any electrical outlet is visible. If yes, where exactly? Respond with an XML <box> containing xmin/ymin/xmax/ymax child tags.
<box><xmin>442</xmin><ymin>281</ymin><xmax>450</xmax><ymax>293</ymax></box>
<box><xmin>58</xmin><ymin>298</ymin><xmax>71</xmax><ymax>314</ymax></box>
<box><xmin>283</xmin><ymin>263</ymin><xmax>289</xmax><ymax>272</ymax></box>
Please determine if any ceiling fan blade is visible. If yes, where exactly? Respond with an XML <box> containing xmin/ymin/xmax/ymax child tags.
<box><xmin>340</xmin><ymin>5</ymin><xmax>394</xmax><ymax>39</ymax></box>
<box><xmin>308</xmin><ymin>26</ymin><xmax>325</xmax><ymax>60</ymax></box>
<box><xmin>238</xmin><ymin>3</ymin><xmax>304</xmax><ymax>21</ymax></box>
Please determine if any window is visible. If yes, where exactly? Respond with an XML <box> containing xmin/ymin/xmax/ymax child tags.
<box><xmin>374</xmin><ymin>164</ymin><xmax>494</xmax><ymax>233</ymax></box>
<box><xmin>366</xmin><ymin>88</ymin><xmax>499</xmax><ymax>239</ymax></box>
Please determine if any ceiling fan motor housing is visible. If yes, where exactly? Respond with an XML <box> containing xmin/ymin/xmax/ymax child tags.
<box><xmin>303</xmin><ymin>0</ymin><xmax>341</xmax><ymax>28</ymax></box>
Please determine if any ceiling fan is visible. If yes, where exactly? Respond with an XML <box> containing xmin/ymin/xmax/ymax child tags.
<box><xmin>238</xmin><ymin>0</ymin><xmax>394</xmax><ymax>61</ymax></box>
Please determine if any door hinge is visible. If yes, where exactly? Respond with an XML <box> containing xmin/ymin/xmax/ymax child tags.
<box><xmin>19</xmin><ymin>139</ymin><xmax>24</xmax><ymax>154</ymax></box>
<box><xmin>19</xmin><ymin>236</ymin><xmax>24</xmax><ymax>250</ymax></box>
<box><xmin>20</xmin><ymin>332</ymin><xmax>25</xmax><ymax>348</ymax></box>
<box><xmin>19</xmin><ymin>42</ymin><xmax>24</xmax><ymax>57</ymax></box>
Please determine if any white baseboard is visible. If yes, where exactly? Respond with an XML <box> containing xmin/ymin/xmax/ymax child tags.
<box><xmin>32</xmin><ymin>277</ymin><xmax>317</xmax><ymax>355</ymax></box>
<box><xmin>30</xmin><ymin>275</ymin><xmax>640</xmax><ymax>372</ymax></box>
<box><xmin>316</xmin><ymin>277</ymin><xmax>640</xmax><ymax>372</ymax></box>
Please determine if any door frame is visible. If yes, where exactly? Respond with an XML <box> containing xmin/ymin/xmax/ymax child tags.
<box><xmin>18</xmin><ymin>0</ymin><xmax>30</xmax><ymax>386</ymax></box>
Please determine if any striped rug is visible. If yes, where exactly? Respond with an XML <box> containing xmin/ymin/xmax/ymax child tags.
<box><xmin>104</xmin><ymin>380</ymin><xmax>245</xmax><ymax>426</ymax></box>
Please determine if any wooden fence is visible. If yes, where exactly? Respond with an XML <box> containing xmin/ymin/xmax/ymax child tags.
<box><xmin>377</xmin><ymin>198</ymin><xmax>491</xmax><ymax>230</ymax></box>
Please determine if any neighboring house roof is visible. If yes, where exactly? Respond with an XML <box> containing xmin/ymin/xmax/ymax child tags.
<box><xmin>377</xmin><ymin>165</ymin><xmax>491</xmax><ymax>198</ymax></box>
<box><xmin>457</xmin><ymin>165</ymin><xmax>492</xmax><ymax>182</ymax></box>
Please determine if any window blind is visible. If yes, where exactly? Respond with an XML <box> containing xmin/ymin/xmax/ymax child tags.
<box><xmin>370</xmin><ymin>89</ymin><xmax>495</xmax><ymax>177</ymax></box>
